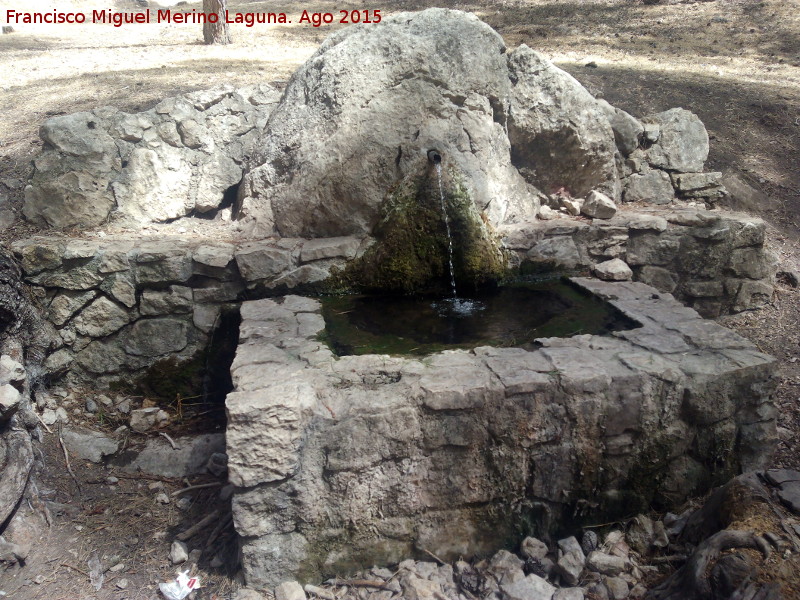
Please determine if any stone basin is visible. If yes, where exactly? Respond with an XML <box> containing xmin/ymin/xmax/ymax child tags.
<box><xmin>226</xmin><ymin>278</ymin><xmax>776</xmax><ymax>587</ymax></box>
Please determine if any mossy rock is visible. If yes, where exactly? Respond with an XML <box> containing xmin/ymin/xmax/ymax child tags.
<box><xmin>330</xmin><ymin>162</ymin><xmax>506</xmax><ymax>294</ymax></box>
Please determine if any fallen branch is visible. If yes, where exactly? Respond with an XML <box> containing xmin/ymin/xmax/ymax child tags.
<box><xmin>158</xmin><ymin>431</ymin><xmax>180</xmax><ymax>450</ymax></box>
<box><xmin>60</xmin><ymin>563</ymin><xmax>89</xmax><ymax>577</ymax></box>
<box><xmin>304</xmin><ymin>584</ymin><xmax>336</xmax><ymax>600</ymax></box>
<box><xmin>58</xmin><ymin>427</ymin><xmax>81</xmax><ymax>494</ymax></box>
<box><xmin>171</xmin><ymin>482</ymin><xmax>222</xmax><ymax>497</ymax></box>
<box><xmin>176</xmin><ymin>509</ymin><xmax>220</xmax><ymax>541</ymax></box>
<box><xmin>34</xmin><ymin>410</ymin><xmax>53</xmax><ymax>434</ymax></box>
<box><xmin>422</xmin><ymin>547</ymin><xmax>447</xmax><ymax>565</ymax></box>
<box><xmin>204</xmin><ymin>512</ymin><xmax>233</xmax><ymax>550</ymax></box>
<box><xmin>326</xmin><ymin>579</ymin><xmax>388</xmax><ymax>589</ymax></box>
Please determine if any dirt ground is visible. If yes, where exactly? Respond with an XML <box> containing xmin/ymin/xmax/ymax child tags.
<box><xmin>1</xmin><ymin>0</ymin><xmax>799</xmax><ymax>598</ymax></box>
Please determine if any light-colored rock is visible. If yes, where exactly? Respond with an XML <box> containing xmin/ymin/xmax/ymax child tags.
<box><xmin>170</xmin><ymin>540</ymin><xmax>189</xmax><ymax>564</ymax></box>
<box><xmin>122</xmin><ymin>434</ymin><xmax>225</xmax><ymax>477</ymax></box>
<box><xmin>72</xmin><ymin>296</ymin><xmax>131</xmax><ymax>337</ymax></box>
<box><xmin>235</xmin><ymin>246</ymin><xmax>293</xmax><ymax>282</ymax></box>
<box><xmin>521</xmin><ymin>536</ymin><xmax>549</xmax><ymax>561</ymax></box>
<box><xmin>644</xmin><ymin>108</ymin><xmax>709</xmax><ymax>173</ymax></box>
<box><xmin>274</xmin><ymin>581</ymin><xmax>307</xmax><ymax>600</ymax></box>
<box><xmin>670</xmin><ymin>171</ymin><xmax>722</xmax><ymax>193</ymax></box>
<box><xmin>557</xmin><ymin>551</ymin><xmax>585</xmax><ymax>587</ymax></box>
<box><xmin>0</xmin><ymin>356</ymin><xmax>26</xmax><ymax>386</ymax></box>
<box><xmin>48</xmin><ymin>290</ymin><xmax>97</xmax><ymax>326</ymax></box>
<box><xmin>604</xmin><ymin>576</ymin><xmax>629</xmax><ymax>600</ymax></box>
<box><xmin>193</xmin><ymin>244</ymin><xmax>235</xmax><ymax>269</ymax></box>
<box><xmin>239</xmin><ymin>9</ymin><xmax>540</xmax><ymax>237</ymax></box>
<box><xmin>637</xmin><ymin>265</ymin><xmax>678</xmax><ymax>293</ymax></box>
<box><xmin>508</xmin><ymin>45</ymin><xmax>618</xmax><ymax>200</ymax></box>
<box><xmin>501</xmin><ymin>573</ymin><xmax>556</xmax><ymax>600</ymax></box>
<box><xmin>623</xmin><ymin>170</ymin><xmax>674</xmax><ymax>205</ymax></box>
<box><xmin>586</xmin><ymin>551</ymin><xmax>627</xmax><ymax>576</ymax></box>
<box><xmin>626</xmin><ymin>515</ymin><xmax>669</xmax><ymax>556</ymax></box>
<box><xmin>538</xmin><ymin>205</ymin><xmax>558</xmax><ymax>220</ymax></box>
<box><xmin>582</xmin><ymin>190</ymin><xmax>617</xmax><ymax>219</ymax></box>
<box><xmin>140</xmin><ymin>286</ymin><xmax>193</xmax><ymax>315</ymax></box>
<box><xmin>300</xmin><ymin>237</ymin><xmax>361</xmax><ymax>262</ymax></box>
<box><xmin>101</xmin><ymin>272</ymin><xmax>137</xmax><ymax>307</ymax></box>
<box><xmin>129</xmin><ymin>407</ymin><xmax>170</xmax><ymax>433</ymax></box>
<box><xmin>61</xmin><ymin>427</ymin><xmax>119</xmax><ymax>463</ymax></box>
<box><xmin>526</xmin><ymin>236</ymin><xmax>582</xmax><ymax>269</ymax></box>
<box><xmin>123</xmin><ymin>319</ymin><xmax>189</xmax><ymax>356</ymax></box>
<box><xmin>593</xmin><ymin>258</ymin><xmax>633</xmax><ymax>281</ymax></box>
<box><xmin>597</xmin><ymin>99</ymin><xmax>643</xmax><ymax>157</ymax></box>
<box><xmin>24</xmin><ymin>86</ymin><xmax>281</xmax><ymax>227</ymax></box>
<box><xmin>0</xmin><ymin>384</ymin><xmax>21</xmax><ymax>424</ymax></box>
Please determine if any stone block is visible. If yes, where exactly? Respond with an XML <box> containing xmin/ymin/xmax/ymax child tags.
<box><xmin>235</xmin><ymin>246</ymin><xmax>293</xmax><ymax>282</ymax></box>
<box><xmin>123</xmin><ymin>319</ymin><xmax>189</xmax><ymax>356</ymax></box>
<box><xmin>623</xmin><ymin>170</ymin><xmax>674</xmax><ymax>205</ymax></box>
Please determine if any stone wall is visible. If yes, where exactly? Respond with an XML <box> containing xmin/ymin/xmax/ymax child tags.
<box><xmin>502</xmin><ymin>207</ymin><xmax>775</xmax><ymax>317</ymax></box>
<box><xmin>10</xmin><ymin>234</ymin><xmax>366</xmax><ymax>386</ymax></box>
<box><xmin>22</xmin><ymin>85</ymin><xmax>281</xmax><ymax>229</ymax></box>
<box><xmin>12</xmin><ymin>206</ymin><xmax>774</xmax><ymax>384</ymax></box>
<box><xmin>226</xmin><ymin>280</ymin><xmax>777</xmax><ymax>588</ymax></box>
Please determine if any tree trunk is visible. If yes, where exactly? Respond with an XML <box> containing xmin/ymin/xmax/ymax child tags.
<box><xmin>203</xmin><ymin>0</ymin><xmax>231</xmax><ymax>45</ymax></box>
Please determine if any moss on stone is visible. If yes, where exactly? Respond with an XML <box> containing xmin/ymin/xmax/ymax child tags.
<box><xmin>328</xmin><ymin>162</ymin><xmax>507</xmax><ymax>295</ymax></box>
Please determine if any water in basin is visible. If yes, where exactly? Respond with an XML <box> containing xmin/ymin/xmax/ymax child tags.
<box><xmin>320</xmin><ymin>278</ymin><xmax>636</xmax><ymax>356</ymax></box>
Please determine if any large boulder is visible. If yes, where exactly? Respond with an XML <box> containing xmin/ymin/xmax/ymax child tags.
<box><xmin>644</xmin><ymin>108</ymin><xmax>709</xmax><ymax>173</ymax></box>
<box><xmin>23</xmin><ymin>85</ymin><xmax>282</xmax><ymax>228</ymax></box>
<box><xmin>507</xmin><ymin>45</ymin><xmax>619</xmax><ymax>200</ymax></box>
<box><xmin>237</xmin><ymin>9</ymin><xmax>540</xmax><ymax>238</ymax></box>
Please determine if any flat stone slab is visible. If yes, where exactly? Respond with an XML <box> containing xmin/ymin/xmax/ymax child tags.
<box><xmin>226</xmin><ymin>280</ymin><xmax>777</xmax><ymax>588</ymax></box>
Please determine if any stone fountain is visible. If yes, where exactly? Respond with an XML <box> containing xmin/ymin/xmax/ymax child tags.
<box><xmin>10</xmin><ymin>7</ymin><xmax>777</xmax><ymax>590</ymax></box>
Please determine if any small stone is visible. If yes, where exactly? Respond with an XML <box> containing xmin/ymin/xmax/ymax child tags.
<box><xmin>556</xmin><ymin>551</ymin><xmax>585</xmax><ymax>586</ymax></box>
<box><xmin>130</xmin><ymin>407</ymin><xmax>169</xmax><ymax>433</ymax></box>
<box><xmin>41</xmin><ymin>409</ymin><xmax>57</xmax><ymax>426</ymax></box>
<box><xmin>85</xmin><ymin>399</ymin><xmax>98</xmax><ymax>414</ymax></box>
<box><xmin>155</xmin><ymin>492</ymin><xmax>170</xmax><ymax>504</ymax></box>
<box><xmin>106</xmin><ymin>476</ymin><xmax>119</xmax><ymax>485</ymax></box>
<box><xmin>558</xmin><ymin>536</ymin><xmax>585</xmax><ymax>561</ymax></box>
<box><xmin>97</xmin><ymin>395</ymin><xmax>114</xmax><ymax>407</ymax></box>
<box><xmin>0</xmin><ymin>384</ymin><xmax>21</xmax><ymax>424</ymax></box>
<box><xmin>582</xmin><ymin>190</ymin><xmax>617</xmax><ymax>219</ymax></box>
<box><xmin>55</xmin><ymin>407</ymin><xmax>69</xmax><ymax>423</ymax></box>
<box><xmin>500</xmin><ymin>573</ymin><xmax>556</xmax><ymax>600</ymax></box>
<box><xmin>538</xmin><ymin>205</ymin><xmax>558</xmax><ymax>220</ymax></box>
<box><xmin>210</xmin><ymin>554</ymin><xmax>224</xmax><ymax>568</ymax></box>
<box><xmin>604</xmin><ymin>576</ymin><xmax>629</xmax><ymax>599</ymax></box>
<box><xmin>188</xmin><ymin>549</ymin><xmax>202</xmax><ymax>564</ymax></box>
<box><xmin>520</xmin><ymin>536</ymin><xmax>549</xmax><ymax>561</ymax></box>
<box><xmin>116</xmin><ymin>578</ymin><xmax>129</xmax><ymax>590</ymax></box>
<box><xmin>587</xmin><ymin>551</ymin><xmax>628</xmax><ymax>576</ymax></box>
<box><xmin>109</xmin><ymin>563</ymin><xmax>125</xmax><ymax>572</ymax></box>
<box><xmin>274</xmin><ymin>580</ymin><xmax>307</xmax><ymax>600</ymax></box>
<box><xmin>586</xmin><ymin>582</ymin><xmax>610</xmax><ymax>600</ymax></box>
<box><xmin>170</xmin><ymin>540</ymin><xmax>188</xmax><ymax>564</ymax></box>
<box><xmin>593</xmin><ymin>258</ymin><xmax>633</xmax><ymax>281</ymax></box>
<box><xmin>176</xmin><ymin>497</ymin><xmax>192</xmax><ymax>511</ymax></box>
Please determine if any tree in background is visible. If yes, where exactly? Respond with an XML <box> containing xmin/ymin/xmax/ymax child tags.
<box><xmin>203</xmin><ymin>0</ymin><xmax>231</xmax><ymax>44</ymax></box>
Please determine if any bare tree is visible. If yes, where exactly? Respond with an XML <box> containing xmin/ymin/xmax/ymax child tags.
<box><xmin>203</xmin><ymin>0</ymin><xmax>231</xmax><ymax>45</ymax></box>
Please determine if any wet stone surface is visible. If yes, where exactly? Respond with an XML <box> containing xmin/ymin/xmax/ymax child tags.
<box><xmin>226</xmin><ymin>278</ymin><xmax>777</xmax><ymax>588</ymax></box>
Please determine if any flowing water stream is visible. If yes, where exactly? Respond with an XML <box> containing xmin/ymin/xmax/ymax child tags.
<box><xmin>435</xmin><ymin>163</ymin><xmax>458</xmax><ymax>298</ymax></box>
